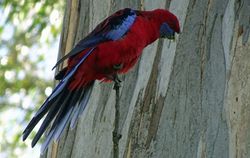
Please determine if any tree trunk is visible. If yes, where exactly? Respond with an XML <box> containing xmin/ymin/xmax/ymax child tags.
<box><xmin>43</xmin><ymin>0</ymin><xmax>250</xmax><ymax>157</ymax></box>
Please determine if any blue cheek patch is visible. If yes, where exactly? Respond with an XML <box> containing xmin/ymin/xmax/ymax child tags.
<box><xmin>160</xmin><ymin>22</ymin><xmax>174</xmax><ymax>37</ymax></box>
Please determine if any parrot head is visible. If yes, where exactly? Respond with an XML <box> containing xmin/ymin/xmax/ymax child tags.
<box><xmin>154</xmin><ymin>9</ymin><xmax>180</xmax><ymax>40</ymax></box>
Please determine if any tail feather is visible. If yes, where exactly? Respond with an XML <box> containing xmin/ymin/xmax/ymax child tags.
<box><xmin>69</xmin><ymin>105</ymin><xmax>81</xmax><ymax>129</ymax></box>
<box><xmin>40</xmin><ymin>128</ymin><xmax>55</xmax><ymax>154</ymax></box>
<box><xmin>40</xmin><ymin>83</ymin><xmax>94</xmax><ymax>153</ymax></box>
<box><xmin>53</xmin><ymin>106</ymin><xmax>74</xmax><ymax>141</ymax></box>
<box><xmin>32</xmin><ymin>90</ymin><xmax>73</xmax><ymax>147</ymax></box>
<box><xmin>40</xmin><ymin>104</ymin><xmax>74</xmax><ymax>153</ymax></box>
<box><xmin>22</xmin><ymin>90</ymin><xmax>66</xmax><ymax>141</ymax></box>
<box><xmin>40</xmin><ymin>106</ymin><xmax>73</xmax><ymax>154</ymax></box>
<box><xmin>23</xmin><ymin>48</ymin><xmax>96</xmax><ymax>151</ymax></box>
<box><xmin>48</xmin><ymin>90</ymin><xmax>81</xmax><ymax>132</ymax></box>
<box><xmin>23</xmin><ymin>79</ymin><xmax>71</xmax><ymax>141</ymax></box>
<box><xmin>70</xmin><ymin>84</ymin><xmax>93</xmax><ymax>129</ymax></box>
<box><xmin>69</xmin><ymin>89</ymin><xmax>86</xmax><ymax>129</ymax></box>
<box><xmin>78</xmin><ymin>84</ymin><xmax>93</xmax><ymax>117</ymax></box>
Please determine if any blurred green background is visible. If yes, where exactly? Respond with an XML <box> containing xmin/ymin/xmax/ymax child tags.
<box><xmin>0</xmin><ymin>0</ymin><xmax>65</xmax><ymax>157</ymax></box>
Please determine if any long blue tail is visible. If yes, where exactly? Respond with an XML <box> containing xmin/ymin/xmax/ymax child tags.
<box><xmin>22</xmin><ymin>48</ymin><xmax>95</xmax><ymax>153</ymax></box>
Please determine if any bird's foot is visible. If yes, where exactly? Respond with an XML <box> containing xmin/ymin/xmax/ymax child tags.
<box><xmin>113</xmin><ymin>63</ymin><xmax>123</xmax><ymax>71</ymax></box>
<box><xmin>113</xmin><ymin>74</ymin><xmax>121</xmax><ymax>90</ymax></box>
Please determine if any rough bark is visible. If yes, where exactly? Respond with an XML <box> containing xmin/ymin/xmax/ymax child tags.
<box><xmin>42</xmin><ymin>0</ymin><xmax>250</xmax><ymax>158</ymax></box>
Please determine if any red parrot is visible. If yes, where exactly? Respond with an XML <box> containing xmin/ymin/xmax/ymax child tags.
<box><xmin>23</xmin><ymin>8</ymin><xmax>180</xmax><ymax>153</ymax></box>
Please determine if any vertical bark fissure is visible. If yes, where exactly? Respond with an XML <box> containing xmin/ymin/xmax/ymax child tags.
<box><xmin>123</xmin><ymin>89</ymin><xmax>144</xmax><ymax>158</ymax></box>
<box><xmin>144</xmin><ymin>40</ymin><xmax>165</xmax><ymax>148</ymax></box>
<box><xmin>69</xmin><ymin>126</ymin><xmax>78</xmax><ymax>158</ymax></box>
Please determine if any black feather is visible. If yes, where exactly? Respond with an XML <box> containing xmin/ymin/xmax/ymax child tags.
<box><xmin>40</xmin><ymin>87</ymin><xmax>92</xmax><ymax>153</ymax></box>
<box><xmin>22</xmin><ymin>91</ymin><xmax>66</xmax><ymax>141</ymax></box>
<box><xmin>55</xmin><ymin>67</ymin><xmax>68</xmax><ymax>80</ymax></box>
<box><xmin>48</xmin><ymin>89</ymin><xmax>81</xmax><ymax>133</ymax></box>
<box><xmin>31</xmin><ymin>89</ymin><xmax>72</xmax><ymax>147</ymax></box>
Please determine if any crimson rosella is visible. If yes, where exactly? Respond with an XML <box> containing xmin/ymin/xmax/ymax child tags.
<box><xmin>23</xmin><ymin>8</ymin><xmax>180</xmax><ymax>152</ymax></box>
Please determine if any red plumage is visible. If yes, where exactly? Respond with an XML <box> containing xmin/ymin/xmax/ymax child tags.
<box><xmin>23</xmin><ymin>8</ymin><xmax>180</xmax><ymax>150</ymax></box>
<box><xmin>67</xmin><ymin>9</ymin><xmax>180</xmax><ymax>89</ymax></box>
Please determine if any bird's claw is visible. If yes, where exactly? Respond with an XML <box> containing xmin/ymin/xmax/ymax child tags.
<box><xmin>113</xmin><ymin>63</ymin><xmax>123</xmax><ymax>70</ymax></box>
<box><xmin>113</xmin><ymin>74</ymin><xmax>121</xmax><ymax>90</ymax></box>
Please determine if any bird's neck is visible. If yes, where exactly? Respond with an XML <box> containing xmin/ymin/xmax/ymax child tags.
<box><xmin>136</xmin><ymin>11</ymin><xmax>164</xmax><ymax>45</ymax></box>
<box><xmin>143</xmin><ymin>18</ymin><xmax>162</xmax><ymax>46</ymax></box>
<box><xmin>123</xmin><ymin>15</ymin><xmax>162</xmax><ymax>49</ymax></box>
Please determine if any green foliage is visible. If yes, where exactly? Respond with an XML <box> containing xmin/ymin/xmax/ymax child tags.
<box><xmin>0</xmin><ymin>0</ymin><xmax>64</xmax><ymax>157</ymax></box>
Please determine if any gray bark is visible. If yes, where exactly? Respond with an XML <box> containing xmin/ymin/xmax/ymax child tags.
<box><xmin>43</xmin><ymin>0</ymin><xmax>250</xmax><ymax>157</ymax></box>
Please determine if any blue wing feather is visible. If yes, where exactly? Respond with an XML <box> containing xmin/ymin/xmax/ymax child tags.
<box><xmin>52</xmin><ymin>8</ymin><xmax>136</xmax><ymax>69</ymax></box>
<box><xmin>104</xmin><ymin>11</ymin><xmax>136</xmax><ymax>40</ymax></box>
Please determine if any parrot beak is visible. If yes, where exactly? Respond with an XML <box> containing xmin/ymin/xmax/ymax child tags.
<box><xmin>172</xmin><ymin>34</ymin><xmax>175</xmax><ymax>42</ymax></box>
<box><xmin>166</xmin><ymin>33</ymin><xmax>175</xmax><ymax>40</ymax></box>
<box><xmin>160</xmin><ymin>33</ymin><xmax>175</xmax><ymax>40</ymax></box>
<box><xmin>171</xmin><ymin>34</ymin><xmax>175</xmax><ymax>41</ymax></box>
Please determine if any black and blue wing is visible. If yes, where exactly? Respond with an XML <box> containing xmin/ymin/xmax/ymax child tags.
<box><xmin>52</xmin><ymin>8</ymin><xmax>136</xmax><ymax>69</ymax></box>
